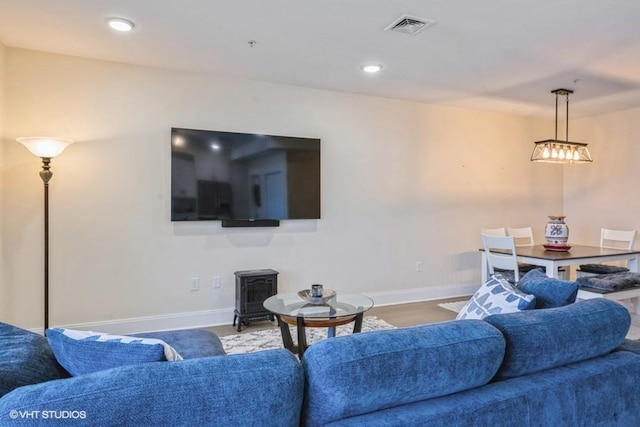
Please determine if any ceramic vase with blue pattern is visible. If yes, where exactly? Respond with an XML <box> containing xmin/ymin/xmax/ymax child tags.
<box><xmin>545</xmin><ymin>215</ymin><xmax>569</xmax><ymax>246</ymax></box>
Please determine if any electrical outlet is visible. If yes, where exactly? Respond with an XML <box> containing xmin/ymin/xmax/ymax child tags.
<box><xmin>190</xmin><ymin>277</ymin><xmax>200</xmax><ymax>291</ymax></box>
<box><xmin>415</xmin><ymin>261</ymin><xmax>423</xmax><ymax>273</ymax></box>
<box><xmin>212</xmin><ymin>276</ymin><xmax>222</xmax><ymax>289</ymax></box>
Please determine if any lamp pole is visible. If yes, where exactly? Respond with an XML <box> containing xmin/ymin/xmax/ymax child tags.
<box><xmin>17</xmin><ymin>137</ymin><xmax>74</xmax><ymax>333</ymax></box>
<box><xmin>40</xmin><ymin>158</ymin><xmax>53</xmax><ymax>331</ymax></box>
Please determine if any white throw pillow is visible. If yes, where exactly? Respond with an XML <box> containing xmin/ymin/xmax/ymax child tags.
<box><xmin>456</xmin><ymin>274</ymin><xmax>536</xmax><ymax>320</ymax></box>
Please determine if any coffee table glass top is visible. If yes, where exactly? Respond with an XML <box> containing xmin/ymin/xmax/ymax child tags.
<box><xmin>263</xmin><ymin>291</ymin><xmax>374</xmax><ymax>319</ymax></box>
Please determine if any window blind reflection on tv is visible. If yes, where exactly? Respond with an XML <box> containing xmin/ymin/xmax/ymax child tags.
<box><xmin>171</xmin><ymin>128</ymin><xmax>320</xmax><ymax>222</ymax></box>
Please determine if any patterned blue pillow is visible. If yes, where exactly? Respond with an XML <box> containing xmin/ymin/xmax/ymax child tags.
<box><xmin>456</xmin><ymin>274</ymin><xmax>536</xmax><ymax>320</ymax></box>
<box><xmin>46</xmin><ymin>328</ymin><xmax>182</xmax><ymax>376</ymax></box>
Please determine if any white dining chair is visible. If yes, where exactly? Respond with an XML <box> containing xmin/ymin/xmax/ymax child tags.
<box><xmin>481</xmin><ymin>227</ymin><xmax>507</xmax><ymax>237</ymax></box>
<box><xmin>507</xmin><ymin>226</ymin><xmax>568</xmax><ymax>280</ymax></box>
<box><xmin>601</xmin><ymin>228</ymin><xmax>637</xmax><ymax>250</ymax></box>
<box><xmin>577</xmin><ymin>228</ymin><xmax>637</xmax><ymax>277</ymax></box>
<box><xmin>481</xmin><ymin>234</ymin><xmax>520</xmax><ymax>283</ymax></box>
<box><xmin>507</xmin><ymin>227</ymin><xmax>534</xmax><ymax>247</ymax></box>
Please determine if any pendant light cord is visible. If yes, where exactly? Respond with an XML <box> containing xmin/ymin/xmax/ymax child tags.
<box><xmin>555</xmin><ymin>91</ymin><xmax>559</xmax><ymax>140</ymax></box>
<box><xmin>565</xmin><ymin>92</ymin><xmax>569</xmax><ymax>142</ymax></box>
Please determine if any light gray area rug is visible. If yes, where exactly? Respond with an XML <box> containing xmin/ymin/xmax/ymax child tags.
<box><xmin>438</xmin><ymin>300</ymin><xmax>640</xmax><ymax>340</ymax></box>
<box><xmin>220</xmin><ymin>316</ymin><xmax>395</xmax><ymax>355</ymax></box>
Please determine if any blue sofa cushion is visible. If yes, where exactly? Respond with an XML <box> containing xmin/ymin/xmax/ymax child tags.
<box><xmin>485</xmin><ymin>299</ymin><xmax>630</xmax><ymax>380</ymax></box>
<box><xmin>131</xmin><ymin>329</ymin><xmax>226</xmax><ymax>358</ymax></box>
<box><xmin>517</xmin><ymin>268</ymin><xmax>578</xmax><ymax>308</ymax></box>
<box><xmin>302</xmin><ymin>320</ymin><xmax>505</xmax><ymax>427</ymax></box>
<box><xmin>456</xmin><ymin>274</ymin><xmax>536</xmax><ymax>320</ymax></box>
<box><xmin>46</xmin><ymin>328</ymin><xmax>182</xmax><ymax>376</ymax></box>
<box><xmin>0</xmin><ymin>349</ymin><xmax>303</xmax><ymax>426</ymax></box>
<box><xmin>0</xmin><ymin>323</ymin><xmax>70</xmax><ymax>397</ymax></box>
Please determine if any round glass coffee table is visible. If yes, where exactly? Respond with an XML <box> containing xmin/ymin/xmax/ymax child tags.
<box><xmin>263</xmin><ymin>291</ymin><xmax>374</xmax><ymax>357</ymax></box>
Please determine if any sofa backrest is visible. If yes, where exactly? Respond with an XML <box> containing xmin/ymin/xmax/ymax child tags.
<box><xmin>484</xmin><ymin>298</ymin><xmax>630</xmax><ymax>380</ymax></box>
<box><xmin>301</xmin><ymin>320</ymin><xmax>505</xmax><ymax>427</ymax></box>
<box><xmin>0</xmin><ymin>348</ymin><xmax>303</xmax><ymax>427</ymax></box>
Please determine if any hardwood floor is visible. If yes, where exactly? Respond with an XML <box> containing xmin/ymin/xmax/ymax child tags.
<box><xmin>207</xmin><ymin>296</ymin><xmax>465</xmax><ymax>338</ymax></box>
<box><xmin>367</xmin><ymin>297</ymin><xmax>462</xmax><ymax>327</ymax></box>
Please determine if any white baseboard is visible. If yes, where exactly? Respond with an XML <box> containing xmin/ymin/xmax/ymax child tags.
<box><xmin>42</xmin><ymin>283</ymin><xmax>476</xmax><ymax>335</ymax></box>
<box><xmin>43</xmin><ymin>308</ymin><xmax>235</xmax><ymax>336</ymax></box>
<box><xmin>367</xmin><ymin>283</ymin><xmax>476</xmax><ymax>307</ymax></box>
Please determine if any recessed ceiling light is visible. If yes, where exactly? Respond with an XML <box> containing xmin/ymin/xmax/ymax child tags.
<box><xmin>107</xmin><ymin>17</ymin><xmax>135</xmax><ymax>32</ymax></box>
<box><xmin>361</xmin><ymin>63</ymin><xmax>383</xmax><ymax>73</ymax></box>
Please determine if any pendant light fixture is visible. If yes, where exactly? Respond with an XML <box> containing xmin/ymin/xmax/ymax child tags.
<box><xmin>530</xmin><ymin>88</ymin><xmax>592</xmax><ymax>164</ymax></box>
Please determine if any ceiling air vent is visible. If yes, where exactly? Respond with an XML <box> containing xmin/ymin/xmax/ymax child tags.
<box><xmin>384</xmin><ymin>14</ymin><xmax>435</xmax><ymax>35</ymax></box>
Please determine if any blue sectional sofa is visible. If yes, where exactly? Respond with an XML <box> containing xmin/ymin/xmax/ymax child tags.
<box><xmin>1</xmin><ymin>299</ymin><xmax>639</xmax><ymax>426</ymax></box>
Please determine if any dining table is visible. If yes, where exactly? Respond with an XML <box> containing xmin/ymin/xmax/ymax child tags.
<box><xmin>480</xmin><ymin>244</ymin><xmax>640</xmax><ymax>282</ymax></box>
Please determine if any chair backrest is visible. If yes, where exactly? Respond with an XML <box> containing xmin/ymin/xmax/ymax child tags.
<box><xmin>507</xmin><ymin>227</ymin><xmax>534</xmax><ymax>247</ymax></box>
<box><xmin>480</xmin><ymin>227</ymin><xmax>507</xmax><ymax>237</ymax></box>
<box><xmin>481</xmin><ymin>234</ymin><xmax>520</xmax><ymax>282</ymax></box>
<box><xmin>600</xmin><ymin>228</ymin><xmax>637</xmax><ymax>250</ymax></box>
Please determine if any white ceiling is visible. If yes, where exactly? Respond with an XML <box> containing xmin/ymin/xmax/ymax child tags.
<box><xmin>1</xmin><ymin>0</ymin><xmax>640</xmax><ymax>118</ymax></box>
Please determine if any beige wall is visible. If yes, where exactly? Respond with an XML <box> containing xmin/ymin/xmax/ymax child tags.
<box><xmin>564</xmin><ymin>108</ymin><xmax>640</xmax><ymax>245</ymax></box>
<box><xmin>0</xmin><ymin>42</ymin><xmax>5</xmax><ymax>318</ymax></box>
<box><xmin>2</xmin><ymin>48</ymin><xmax>564</xmax><ymax>331</ymax></box>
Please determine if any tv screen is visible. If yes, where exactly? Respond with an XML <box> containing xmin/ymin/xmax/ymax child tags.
<box><xmin>171</xmin><ymin>128</ymin><xmax>320</xmax><ymax>224</ymax></box>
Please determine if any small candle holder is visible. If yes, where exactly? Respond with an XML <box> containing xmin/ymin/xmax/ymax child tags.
<box><xmin>311</xmin><ymin>284</ymin><xmax>323</xmax><ymax>297</ymax></box>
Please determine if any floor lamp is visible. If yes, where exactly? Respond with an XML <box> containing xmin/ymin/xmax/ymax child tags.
<box><xmin>17</xmin><ymin>137</ymin><xmax>74</xmax><ymax>332</ymax></box>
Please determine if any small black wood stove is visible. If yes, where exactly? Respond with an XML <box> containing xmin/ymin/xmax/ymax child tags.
<box><xmin>233</xmin><ymin>269</ymin><xmax>278</xmax><ymax>332</ymax></box>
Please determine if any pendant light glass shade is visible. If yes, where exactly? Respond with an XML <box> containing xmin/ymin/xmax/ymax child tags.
<box><xmin>531</xmin><ymin>89</ymin><xmax>592</xmax><ymax>164</ymax></box>
<box><xmin>531</xmin><ymin>139</ymin><xmax>592</xmax><ymax>163</ymax></box>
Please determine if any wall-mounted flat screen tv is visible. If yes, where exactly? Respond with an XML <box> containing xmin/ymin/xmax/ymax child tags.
<box><xmin>171</xmin><ymin>127</ymin><xmax>320</xmax><ymax>226</ymax></box>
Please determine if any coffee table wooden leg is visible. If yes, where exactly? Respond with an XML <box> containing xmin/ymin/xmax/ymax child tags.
<box><xmin>297</xmin><ymin>316</ymin><xmax>308</xmax><ymax>358</ymax></box>
<box><xmin>276</xmin><ymin>315</ymin><xmax>295</xmax><ymax>352</ymax></box>
<box><xmin>353</xmin><ymin>312</ymin><xmax>364</xmax><ymax>333</ymax></box>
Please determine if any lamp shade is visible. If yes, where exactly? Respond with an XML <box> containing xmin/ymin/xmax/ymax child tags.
<box><xmin>17</xmin><ymin>137</ymin><xmax>74</xmax><ymax>158</ymax></box>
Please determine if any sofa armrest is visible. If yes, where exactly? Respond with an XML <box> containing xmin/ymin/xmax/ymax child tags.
<box><xmin>0</xmin><ymin>349</ymin><xmax>302</xmax><ymax>427</ymax></box>
<box><xmin>0</xmin><ymin>323</ymin><xmax>69</xmax><ymax>397</ymax></box>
